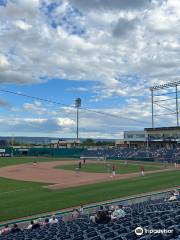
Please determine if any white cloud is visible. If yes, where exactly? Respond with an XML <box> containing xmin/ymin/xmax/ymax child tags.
<box><xmin>13</xmin><ymin>20</ymin><xmax>32</xmax><ymax>31</ymax></box>
<box><xmin>23</xmin><ymin>101</ymin><xmax>47</xmax><ymax>115</ymax></box>
<box><xmin>0</xmin><ymin>0</ymin><xmax>40</xmax><ymax>19</ymax></box>
<box><xmin>0</xmin><ymin>0</ymin><xmax>177</xmax><ymax>91</ymax></box>
<box><xmin>0</xmin><ymin>54</ymin><xmax>9</xmax><ymax>69</ymax></box>
<box><xmin>55</xmin><ymin>117</ymin><xmax>75</xmax><ymax>127</ymax></box>
<box><xmin>67</xmin><ymin>87</ymin><xmax>89</xmax><ymax>92</ymax></box>
<box><xmin>0</xmin><ymin>116</ymin><xmax>76</xmax><ymax>136</ymax></box>
<box><xmin>0</xmin><ymin>70</ymin><xmax>41</xmax><ymax>84</ymax></box>
<box><xmin>0</xmin><ymin>97</ymin><xmax>176</xmax><ymax>137</ymax></box>
<box><xmin>24</xmin><ymin>118</ymin><xmax>47</xmax><ymax>124</ymax></box>
<box><xmin>0</xmin><ymin>117</ymin><xmax>47</xmax><ymax>125</ymax></box>
<box><xmin>1</xmin><ymin>0</ymin><xmax>180</xmax><ymax>136</ymax></box>
<box><xmin>70</xmin><ymin>0</ymin><xmax>150</xmax><ymax>11</ymax></box>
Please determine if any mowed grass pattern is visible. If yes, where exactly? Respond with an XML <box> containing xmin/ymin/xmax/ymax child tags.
<box><xmin>56</xmin><ymin>162</ymin><xmax>161</xmax><ymax>174</ymax></box>
<box><xmin>0</xmin><ymin>170</ymin><xmax>180</xmax><ymax>221</ymax></box>
<box><xmin>0</xmin><ymin>157</ymin><xmax>179</xmax><ymax>222</ymax></box>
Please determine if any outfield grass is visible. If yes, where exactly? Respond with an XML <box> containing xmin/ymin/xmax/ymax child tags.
<box><xmin>55</xmin><ymin>162</ymin><xmax>161</xmax><ymax>174</ymax></box>
<box><xmin>0</xmin><ymin>170</ymin><xmax>180</xmax><ymax>222</ymax></box>
<box><xmin>0</xmin><ymin>157</ymin><xmax>72</xmax><ymax>168</ymax></box>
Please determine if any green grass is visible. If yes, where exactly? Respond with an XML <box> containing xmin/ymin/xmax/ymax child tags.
<box><xmin>0</xmin><ymin>157</ymin><xmax>73</xmax><ymax>168</ymax></box>
<box><xmin>0</xmin><ymin>170</ymin><xmax>180</xmax><ymax>222</ymax></box>
<box><xmin>55</xmin><ymin>162</ymin><xmax>161</xmax><ymax>174</ymax></box>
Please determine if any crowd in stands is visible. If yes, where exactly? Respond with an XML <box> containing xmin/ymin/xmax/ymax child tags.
<box><xmin>168</xmin><ymin>190</ymin><xmax>180</xmax><ymax>202</ymax></box>
<box><xmin>90</xmin><ymin>205</ymin><xmax>126</xmax><ymax>224</ymax></box>
<box><xmin>82</xmin><ymin>147</ymin><xmax>180</xmax><ymax>162</ymax></box>
<box><xmin>0</xmin><ymin>190</ymin><xmax>179</xmax><ymax>240</ymax></box>
<box><xmin>82</xmin><ymin>148</ymin><xmax>137</xmax><ymax>159</ymax></box>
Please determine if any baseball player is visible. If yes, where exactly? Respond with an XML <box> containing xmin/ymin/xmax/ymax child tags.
<box><xmin>140</xmin><ymin>166</ymin><xmax>145</xmax><ymax>176</ymax></box>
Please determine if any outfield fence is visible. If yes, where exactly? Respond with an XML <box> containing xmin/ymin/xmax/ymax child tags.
<box><xmin>1</xmin><ymin>147</ymin><xmax>180</xmax><ymax>163</ymax></box>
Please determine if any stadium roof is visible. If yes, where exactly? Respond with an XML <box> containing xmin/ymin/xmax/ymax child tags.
<box><xmin>145</xmin><ymin>126</ymin><xmax>180</xmax><ymax>131</ymax></box>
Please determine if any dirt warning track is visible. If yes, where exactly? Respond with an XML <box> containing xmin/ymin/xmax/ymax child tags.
<box><xmin>0</xmin><ymin>161</ymin><xmax>178</xmax><ymax>189</ymax></box>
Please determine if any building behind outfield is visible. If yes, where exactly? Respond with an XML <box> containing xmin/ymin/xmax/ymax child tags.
<box><xmin>115</xmin><ymin>131</ymin><xmax>146</xmax><ymax>148</ymax></box>
<box><xmin>116</xmin><ymin>127</ymin><xmax>180</xmax><ymax>148</ymax></box>
<box><xmin>145</xmin><ymin>126</ymin><xmax>180</xmax><ymax>148</ymax></box>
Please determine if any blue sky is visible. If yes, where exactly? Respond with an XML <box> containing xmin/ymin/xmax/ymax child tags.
<box><xmin>0</xmin><ymin>0</ymin><xmax>179</xmax><ymax>138</ymax></box>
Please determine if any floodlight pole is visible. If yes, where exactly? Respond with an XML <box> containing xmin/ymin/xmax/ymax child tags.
<box><xmin>75</xmin><ymin>98</ymin><xmax>81</xmax><ymax>141</ymax></box>
<box><xmin>11</xmin><ymin>134</ymin><xmax>14</xmax><ymax>157</ymax></box>
<box><xmin>150</xmin><ymin>81</ymin><xmax>180</xmax><ymax>127</ymax></box>
<box><xmin>151</xmin><ymin>89</ymin><xmax>154</xmax><ymax>128</ymax></box>
<box><xmin>146</xmin><ymin>133</ymin><xmax>149</xmax><ymax>158</ymax></box>
<box><xmin>77</xmin><ymin>107</ymin><xmax>79</xmax><ymax>140</ymax></box>
<box><xmin>176</xmin><ymin>84</ymin><xmax>179</xmax><ymax>126</ymax></box>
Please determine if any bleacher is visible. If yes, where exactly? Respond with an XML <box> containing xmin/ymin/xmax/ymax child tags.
<box><xmin>82</xmin><ymin>148</ymin><xmax>137</xmax><ymax>159</ymax></box>
<box><xmin>1</xmin><ymin>191</ymin><xmax>179</xmax><ymax>240</ymax></box>
<box><xmin>2</xmin><ymin>145</ymin><xmax>180</xmax><ymax>162</ymax></box>
<box><xmin>81</xmin><ymin>147</ymin><xmax>180</xmax><ymax>162</ymax></box>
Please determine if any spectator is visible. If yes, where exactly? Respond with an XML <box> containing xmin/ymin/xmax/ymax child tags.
<box><xmin>90</xmin><ymin>206</ymin><xmax>102</xmax><ymax>223</ymax></box>
<box><xmin>90</xmin><ymin>205</ymin><xmax>111</xmax><ymax>224</ymax></box>
<box><xmin>105</xmin><ymin>205</ymin><xmax>111</xmax><ymax>215</ymax></box>
<box><xmin>96</xmin><ymin>206</ymin><xmax>111</xmax><ymax>224</ymax></box>
<box><xmin>26</xmin><ymin>220</ymin><xmax>34</xmax><ymax>230</ymax></box>
<box><xmin>173</xmin><ymin>189</ymin><xmax>179</xmax><ymax>196</ymax></box>
<box><xmin>110</xmin><ymin>205</ymin><xmax>115</xmax><ymax>212</ymax></box>
<box><xmin>0</xmin><ymin>224</ymin><xmax>11</xmax><ymax>235</ymax></box>
<box><xmin>32</xmin><ymin>220</ymin><xmax>41</xmax><ymax>230</ymax></box>
<box><xmin>72</xmin><ymin>209</ymin><xmax>80</xmax><ymax>219</ymax></box>
<box><xmin>168</xmin><ymin>192</ymin><xmax>177</xmax><ymax>201</ymax></box>
<box><xmin>111</xmin><ymin>205</ymin><xmax>126</xmax><ymax>221</ymax></box>
<box><xmin>79</xmin><ymin>205</ymin><xmax>84</xmax><ymax>215</ymax></box>
<box><xmin>11</xmin><ymin>224</ymin><xmax>21</xmax><ymax>233</ymax></box>
<box><xmin>173</xmin><ymin>189</ymin><xmax>180</xmax><ymax>200</ymax></box>
<box><xmin>49</xmin><ymin>215</ymin><xmax>58</xmax><ymax>224</ymax></box>
<box><xmin>43</xmin><ymin>218</ymin><xmax>50</xmax><ymax>226</ymax></box>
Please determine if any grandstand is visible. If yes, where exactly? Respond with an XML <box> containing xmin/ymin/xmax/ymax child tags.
<box><xmin>1</xmin><ymin>146</ymin><xmax>180</xmax><ymax>163</ymax></box>
<box><xmin>0</xmin><ymin>140</ymin><xmax>8</xmax><ymax>148</ymax></box>
<box><xmin>81</xmin><ymin>148</ymin><xmax>180</xmax><ymax>163</ymax></box>
<box><xmin>0</xmin><ymin>190</ymin><xmax>179</xmax><ymax>240</ymax></box>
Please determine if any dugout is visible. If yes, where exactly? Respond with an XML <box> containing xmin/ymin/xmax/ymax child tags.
<box><xmin>18</xmin><ymin>148</ymin><xmax>29</xmax><ymax>156</ymax></box>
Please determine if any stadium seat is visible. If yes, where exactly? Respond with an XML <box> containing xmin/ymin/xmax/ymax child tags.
<box><xmin>103</xmin><ymin>232</ymin><xmax>115</xmax><ymax>239</ymax></box>
<box><xmin>1</xmin><ymin>197</ymin><xmax>179</xmax><ymax>240</ymax></box>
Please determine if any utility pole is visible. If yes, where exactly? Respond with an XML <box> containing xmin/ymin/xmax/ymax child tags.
<box><xmin>75</xmin><ymin>98</ymin><xmax>81</xmax><ymax>141</ymax></box>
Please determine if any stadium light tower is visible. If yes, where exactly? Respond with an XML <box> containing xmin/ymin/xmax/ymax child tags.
<box><xmin>150</xmin><ymin>81</ymin><xmax>180</xmax><ymax>128</ymax></box>
<box><xmin>75</xmin><ymin>98</ymin><xmax>81</xmax><ymax>141</ymax></box>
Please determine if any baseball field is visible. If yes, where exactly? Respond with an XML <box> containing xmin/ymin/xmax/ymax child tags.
<box><xmin>0</xmin><ymin>157</ymin><xmax>180</xmax><ymax>222</ymax></box>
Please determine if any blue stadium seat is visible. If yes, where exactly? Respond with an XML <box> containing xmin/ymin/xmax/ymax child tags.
<box><xmin>1</xmin><ymin>197</ymin><xmax>179</xmax><ymax>240</ymax></box>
